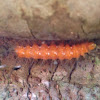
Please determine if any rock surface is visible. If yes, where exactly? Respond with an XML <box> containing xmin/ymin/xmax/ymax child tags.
<box><xmin>0</xmin><ymin>0</ymin><xmax>100</xmax><ymax>40</ymax></box>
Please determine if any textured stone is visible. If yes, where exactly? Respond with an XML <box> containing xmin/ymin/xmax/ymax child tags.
<box><xmin>0</xmin><ymin>0</ymin><xmax>100</xmax><ymax>40</ymax></box>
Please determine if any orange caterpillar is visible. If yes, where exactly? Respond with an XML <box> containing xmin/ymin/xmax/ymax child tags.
<box><xmin>15</xmin><ymin>42</ymin><xmax>96</xmax><ymax>60</ymax></box>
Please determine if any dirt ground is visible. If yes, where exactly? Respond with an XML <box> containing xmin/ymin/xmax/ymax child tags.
<box><xmin>0</xmin><ymin>37</ymin><xmax>99</xmax><ymax>100</ymax></box>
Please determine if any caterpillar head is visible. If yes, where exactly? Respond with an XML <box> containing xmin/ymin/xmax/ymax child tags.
<box><xmin>88</xmin><ymin>42</ymin><xmax>96</xmax><ymax>51</ymax></box>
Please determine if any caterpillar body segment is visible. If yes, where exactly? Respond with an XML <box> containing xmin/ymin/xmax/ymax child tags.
<box><xmin>15</xmin><ymin>42</ymin><xmax>96</xmax><ymax>60</ymax></box>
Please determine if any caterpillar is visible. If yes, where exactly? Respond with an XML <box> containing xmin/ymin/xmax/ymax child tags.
<box><xmin>15</xmin><ymin>42</ymin><xmax>96</xmax><ymax>60</ymax></box>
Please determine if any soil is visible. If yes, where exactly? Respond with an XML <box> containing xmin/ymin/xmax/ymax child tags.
<box><xmin>0</xmin><ymin>37</ymin><xmax>99</xmax><ymax>100</ymax></box>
